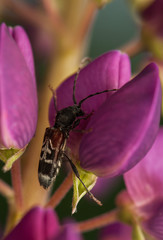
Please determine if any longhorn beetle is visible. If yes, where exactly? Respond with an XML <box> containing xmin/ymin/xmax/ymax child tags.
<box><xmin>38</xmin><ymin>59</ymin><xmax>117</xmax><ymax>205</ymax></box>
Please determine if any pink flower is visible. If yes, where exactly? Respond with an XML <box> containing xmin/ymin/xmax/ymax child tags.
<box><xmin>0</xmin><ymin>23</ymin><xmax>37</xmax><ymax>149</ymax></box>
<box><xmin>124</xmin><ymin>128</ymin><xmax>163</xmax><ymax>239</ymax></box>
<box><xmin>4</xmin><ymin>207</ymin><xmax>81</xmax><ymax>240</ymax></box>
<box><xmin>141</xmin><ymin>0</ymin><xmax>163</xmax><ymax>37</ymax></box>
<box><xmin>99</xmin><ymin>222</ymin><xmax>132</xmax><ymax>240</ymax></box>
<box><xmin>49</xmin><ymin>51</ymin><xmax>161</xmax><ymax>178</ymax></box>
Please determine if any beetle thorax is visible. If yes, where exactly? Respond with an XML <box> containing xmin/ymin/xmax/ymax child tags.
<box><xmin>54</xmin><ymin>105</ymin><xmax>84</xmax><ymax>130</ymax></box>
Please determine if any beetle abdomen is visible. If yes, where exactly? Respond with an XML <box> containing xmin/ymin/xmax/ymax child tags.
<box><xmin>38</xmin><ymin>127</ymin><xmax>65</xmax><ymax>189</ymax></box>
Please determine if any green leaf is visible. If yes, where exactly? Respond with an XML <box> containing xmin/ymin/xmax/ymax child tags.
<box><xmin>0</xmin><ymin>146</ymin><xmax>27</xmax><ymax>171</ymax></box>
<box><xmin>72</xmin><ymin>163</ymin><xmax>98</xmax><ymax>214</ymax></box>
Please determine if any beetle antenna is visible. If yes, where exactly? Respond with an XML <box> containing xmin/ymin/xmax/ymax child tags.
<box><xmin>78</xmin><ymin>89</ymin><xmax>117</xmax><ymax>107</ymax></box>
<box><xmin>48</xmin><ymin>84</ymin><xmax>58</xmax><ymax>113</ymax></box>
<box><xmin>73</xmin><ymin>57</ymin><xmax>91</xmax><ymax>104</ymax></box>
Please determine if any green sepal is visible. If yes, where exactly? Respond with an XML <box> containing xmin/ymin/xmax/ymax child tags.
<box><xmin>0</xmin><ymin>146</ymin><xmax>27</xmax><ymax>172</ymax></box>
<box><xmin>72</xmin><ymin>162</ymin><xmax>97</xmax><ymax>214</ymax></box>
<box><xmin>93</xmin><ymin>0</ymin><xmax>112</xmax><ymax>8</ymax></box>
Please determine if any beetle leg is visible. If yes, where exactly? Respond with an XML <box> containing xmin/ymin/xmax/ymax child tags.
<box><xmin>62</xmin><ymin>153</ymin><xmax>102</xmax><ymax>206</ymax></box>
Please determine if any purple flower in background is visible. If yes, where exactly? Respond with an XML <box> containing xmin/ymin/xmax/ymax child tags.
<box><xmin>55</xmin><ymin>222</ymin><xmax>82</xmax><ymax>240</ymax></box>
<box><xmin>141</xmin><ymin>0</ymin><xmax>163</xmax><ymax>37</ymax></box>
<box><xmin>91</xmin><ymin>176</ymin><xmax>121</xmax><ymax>200</ymax></box>
<box><xmin>4</xmin><ymin>207</ymin><xmax>81</xmax><ymax>240</ymax></box>
<box><xmin>99</xmin><ymin>222</ymin><xmax>132</xmax><ymax>240</ymax></box>
<box><xmin>138</xmin><ymin>0</ymin><xmax>163</xmax><ymax>60</ymax></box>
<box><xmin>49</xmin><ymin>51</ymin><xmax>161</xmax><ymax>179</ymax></box>
<box><xmin>124</xmin><ymin>128</ymin><xmax>163</xmax><ymax>240</ymax></box>
<box><xmin>0</xmin><ymin>23</ymin><xmax>37</xmax><ymax>149</ymax></box>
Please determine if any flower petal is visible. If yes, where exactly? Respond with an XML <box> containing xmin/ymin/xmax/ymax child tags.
<box><xmin>49</xmin><ymin>50</ymin><xmax>131</xmax><ymax>126</ymax></box>
<box><xmin>0</xmin><ymin>23</ymin><xmax>37</xmax><ymax>148</ymax></box>
<box><xmin>124</xmin><ymin>128</ymin><xmax>163</xmax><ymax>206</ymax></box>
<box><xmin>80</xmin><ymin>63</ymin><xmax>161</xmax><ymax>177</ymax></box>
<box><xmin>99</xmin><ymin>222</ymin><xmax>132</xmax><ymax>240</ymax></box>
<box><xmin>55</xmin><ymin>223</ymin><xmax>82</xmax><ymax>240</ymax></box>
<box><xmin>91</xmin><ymin>176</ymin><xmax>121</xmax><ymax>199</ymax></box>
<box><xmin>49</xmin><ymin>51</ymin><xmax>130</xmax><ymax>155</ymax></box>
<box><xmin>9</xmin><ymin>25</ymin><xmax>36</xmax><ymax>81</ymax></box>
<box><xmin>142</xmin><ymin>203</ymin><xmax>163</xmax><ymax>240</ymax></box>
<box><xmin>4</xmin><ymin>207</ymin><xmax>60</xmax><ymax>240</ymax></box>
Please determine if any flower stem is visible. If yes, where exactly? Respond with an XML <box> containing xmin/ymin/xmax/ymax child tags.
<box><xmin>0</xmin><ymin>179</ymin><xmax>14</xmax><ymax>199</ymax></box>
<box><xmin>42</xmin><ymin>0</ymin><xmax>67</xmax><ymax>36</ymax></box>
<box><xmin>11</xmin><ymin>159</ymin><xmax>23</xmax><ymax>211</ymax></box>
<box><xmin>45</xmin><ymin>172</ymin><xmax>73</xmax><ymax>208</ymax></box>
<box><xmin>75</xmin><ymin>1</ymin><xmax>97</xmax><ymax>44</ymax></box>
<box><xmin>121</xmin><ymin>38</ymin><xmax>143</xmax><ymax>57</ymax></box>
<box><xmin>77</xmin><ymin>209</ymin><xmax>118</xmax><ymax>233</ymax></box>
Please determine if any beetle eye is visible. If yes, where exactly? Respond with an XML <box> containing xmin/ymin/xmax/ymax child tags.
<box><xmin>77</xmin><ymin>109</ymin><xmax>84</xmax><ymax>116</ymax></box>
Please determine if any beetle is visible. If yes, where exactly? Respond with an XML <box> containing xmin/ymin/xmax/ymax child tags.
<box><xmin>38</xmin><ymin>61</ymin><xmax>117</xmax><ymax>205</ymax></box>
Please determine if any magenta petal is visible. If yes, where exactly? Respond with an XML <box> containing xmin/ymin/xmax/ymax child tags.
<box><xmin>0</xmin><ymin>23</ymin><xmax>37</xmax><ymax>148</ymax></box>
<box><xmin>4</xmin><ymin>207</ymin><xmax>60</xmax><ymax>240</ymax></box>
<box><xmin>124</xmin><ymin>128</ymin><xmax>163</xmax><ymax>206</ymax></box>
<box><xmin>142</xmin><ymin>203</ymin><xmax>163</xmax><ymax>240</ymax></box>
<box><xmin>49</xmin><ymin>50</ymin><xmax>131</xmax><ymax>127</ymax></box>
<box><xmin>124</xmin><ymin>128</ymin><xmax>163</xmax><ymax>239</ymax></box>
<box><xmin>55</xmin><ymin>223</ymin><xmax>82</xmax><ymax>240</ymax></box>
<box><xmin>100</xmin><ymin>222</ymin><xmax>132</xmax><ymax>240</ymax></box>
<box><xmin>80</xmin><ymin>63</ymin><xmax>161</xmax><ymax>177</ymax></box>
<box><xmin>9</xmin><ymin>26</ymin><xmax>35</xmax><ymax>81</ymax></box>
<box><xmin>91</xmin><ymin>176</ymin><xmax>121</xmax><ymax>199</ymax></box>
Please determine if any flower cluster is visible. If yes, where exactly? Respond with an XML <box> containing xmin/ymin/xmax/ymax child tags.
<box><xmin>0</xmin><ymin>0</ymin><xmax>163</xmax><ymax>239</ymax></box>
